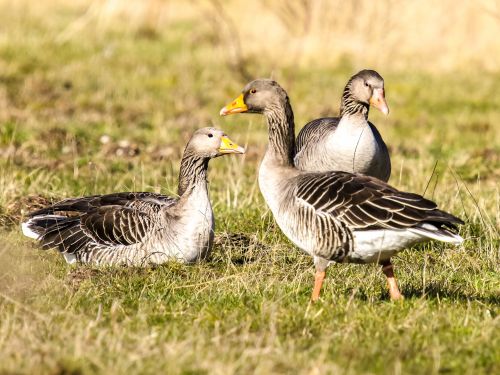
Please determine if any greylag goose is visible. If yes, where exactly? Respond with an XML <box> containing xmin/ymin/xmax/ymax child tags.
<box><xmin>21</xmin><ymin>128</ymin><xmax>245</xmax><ymax>266</ymax></box>
<box><xmin>295</xmin><ymin>70</ymin><xmax>391</xmax><ymax>181</ymax></box>
<box><xmin>220</xmin><ymin>80</ymin><xmax>463</xmax><ymax>301</ymax></box>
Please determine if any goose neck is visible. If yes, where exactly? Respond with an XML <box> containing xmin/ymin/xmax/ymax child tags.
<box><xmin>177</xmin><ymin>151</ymin><xmax>209</xmax><ymax>197</ymax></box>
<box><xmin>339</xmin><ymin>84</ymin><xmax>369</xmax><ymax>120</ymax></box>
<box><xmin>263</xmin><ymin>102</ymin><xmax>296</xmax><ymax>166</ymax></box>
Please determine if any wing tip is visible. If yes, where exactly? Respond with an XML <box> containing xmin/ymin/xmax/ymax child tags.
<box><xmin>411</xmin><ymin>224</ymin><xmax>464</xmax><ymax>245</ymax></box>
<box><xmin>441</xmin><ymin>231</ymin><xmax>464</xmax><ymax>245</ymax></box>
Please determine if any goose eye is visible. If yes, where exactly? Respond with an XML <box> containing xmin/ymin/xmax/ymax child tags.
<box><xmin>208</xmin><ymin>134</ymin><xmax>213</xmax><ymax>138</ymax></box>
<box><xmin>364</xmin><ymin>81</ymin><xmax>369</xmax><ymax>87</ymax></box>
<box><xmin>250</xmin><ymin>89</ymin><xmax>257</xmax><ymax>94</ymax></box>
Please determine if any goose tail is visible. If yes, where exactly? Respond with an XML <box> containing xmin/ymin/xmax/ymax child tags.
<box><xmin>21</xmin><ymin>219</ymin><xmax>42</xmax><ymax>239</ymax></box>
<box><xmin>21</xmin><ymin>214</ymin><xmax>68</xmax><ymax>240</ymax></box>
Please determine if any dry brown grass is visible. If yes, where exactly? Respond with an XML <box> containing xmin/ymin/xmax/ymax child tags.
<box><xmin>3</xmin><ymin>0</ymin><xmax>499</xmax><ymax>72</ymax></box>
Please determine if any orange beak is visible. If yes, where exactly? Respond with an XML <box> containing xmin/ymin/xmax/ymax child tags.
<box><xmin>369</xmin><ymin>88</ymin><xmax>389</xmax><ymax>115</ymax></box>
<box><xmin>219</xmin><ymin>94</ymin><xmax>248</xmax><ymax>116</ymax></box>
<box><xmin>218</xmin><ymin>135</ymin><xmax>245</xmax><ymax>154</ymax></box>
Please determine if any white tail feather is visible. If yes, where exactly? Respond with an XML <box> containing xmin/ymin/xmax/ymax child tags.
<box><xmin>63</xmin><ymin>253</ymin><xmax>77</xmax><ymax>264</ymax></box>
<box><xmin>21</xmin><ymin>214</ymin><xmax>68</xmax><ymax>240</ymax></box>
<box><xmin>408</xmin><ymin>223</ymin><xmax>464</xmax><ymax>245</ymax></box>
<box><xmin>21</xmin><ymin>220</ymin><xmax>41</xmax><ymax>240</ymax></box>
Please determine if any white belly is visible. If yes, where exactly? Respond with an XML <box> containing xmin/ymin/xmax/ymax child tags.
<box><xmin>258</xmin><ymin>160</ymin><xmax>313</xmax><ymax>253</ymax></box>
<box><xmin>258</xmin><ymin>156</ymin><xmax>290</xmax><ymax>214</ymax></box>
<box><xmin>150</xmin><ymin>192</ymin><xmax>214</xmax><ymax>264</ymax></box>
<box><xmin>169</xmin><ymin>204</ymin><xmax>214</xmax><ymax>262</ymax></box>
<box><xmin>327</xmin><ymin>123</ymin><xmax>379</xmax><ymax>174</ymax></box>
<box><xmin>349</xmin><ymin>229</ymin><xmax>425</xmax><ymax>263</ymax></box>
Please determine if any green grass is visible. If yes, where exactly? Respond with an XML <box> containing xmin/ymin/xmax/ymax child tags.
<box><xmin>0</xmin><ymin>3</ymin><xmax>499</xmax><ymax>375</ymax></box>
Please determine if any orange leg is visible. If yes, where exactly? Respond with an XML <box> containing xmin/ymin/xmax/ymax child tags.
<box><xmin>381</xmin><ymin>261</ymin><xmax>404</xmax><ymax>300</ymax></box>
<box><xmin>311</xmin><ymin>270</ymin><xmax>326</xmax><ymax>302</ymax></box>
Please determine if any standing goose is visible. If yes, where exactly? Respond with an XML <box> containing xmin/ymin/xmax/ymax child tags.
<box><xmin>295</xmin><ymin>70</ymin><xmax>391</xmax><ymax>181</ymax></box>
<box><xmin>21</xmin><ymin>128</ymin><xmax>245</xmax><ymax>266</ymax></box>
<box><xmin>220</xmin><ymin>80</ymin><xmax>463</xmax><ymax>301</ymax></box>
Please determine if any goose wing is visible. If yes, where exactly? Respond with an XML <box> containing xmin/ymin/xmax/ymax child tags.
<box><xmin>295</xmin><ymin>117</ymin><xmax>339</xmax><ymax>153</ymax></box>
<box><xmin>295</xmin><ymin>172</ymin><xmax>463</xmax><ymax>231</ymax></box>
<box><xmin>27</xmin><ymin>192</ymin><xmax>177</xmax><ymax>252</ymax></box>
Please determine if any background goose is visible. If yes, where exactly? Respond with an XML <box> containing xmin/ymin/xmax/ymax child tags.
<box><xmin>21</xmin><ymin>128</ymin><xmax>245</xmax><ymax>266</ymax></box>
<box><xmin>294</xmin><ymin>70</ymin><xmax>391</xmax><ymax>181</ymax></box>
<box><xmin>220</xmin><ymin>80</ymin><xmax>463</xmax><ymax>301</ymax></box>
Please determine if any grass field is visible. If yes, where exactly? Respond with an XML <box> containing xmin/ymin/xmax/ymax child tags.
<box><xmin>0</xmin><ymin>1</ymin><xmax>499</xmax><ymax>374</ymax></box>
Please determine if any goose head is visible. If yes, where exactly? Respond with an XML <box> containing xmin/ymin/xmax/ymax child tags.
<box><xmin>219</xmin><ymin>79</ymin><xmax>289</xmax><ymax>116</ymax></box>
<box><xmin>185</xmin><ymin>127</ymin><xmax>245</xmax><ymax>158</ymax></box>
<box><xmin>347</xmin><ymin>70</ymin><xmax>389</xmax><ymax>115</ymax></box>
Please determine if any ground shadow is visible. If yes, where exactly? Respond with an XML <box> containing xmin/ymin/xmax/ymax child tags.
<box><xmin>211</xmin><ymin>232</ymin><xmax>268</xmax><ymax>265</ymax></box>
<box><xmin>400</xmin><ymin>282</ymin><xmax>499</xmax><ymax>305</ymax></box>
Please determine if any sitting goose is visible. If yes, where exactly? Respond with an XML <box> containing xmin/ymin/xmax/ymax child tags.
<box><xmin>21</xmin><ymin>128</ymin><xmax>245</xmax><ymax>266</ymax></box>
<box><xmin>294</xmin><ymin>70</ymin><xmax>391</xmax><ymax>182</ymax></box>
<box><xmin>220</xmin><ymin>80</ymin><xmax>463</xmax><ymax>301</ymax></box>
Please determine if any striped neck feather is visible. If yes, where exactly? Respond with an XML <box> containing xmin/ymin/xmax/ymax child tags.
<box><xmin>264</xmin><ymin>100</ymin><xmax>296</xmax><ymax>166</ymax></box>
<box><xmin>177</xmin><ymin>151</ymin><xmax>209</xmax><ymax>196</ymax></box>
<box><xmin>339</xmin><ymin>80</ymin><xmax>369</xmax><ymax>119</ymax></box>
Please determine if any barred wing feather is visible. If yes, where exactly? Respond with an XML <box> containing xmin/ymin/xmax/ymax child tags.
<box><xmin>295</xmin><ymin>117</ymin><xmax>339</xmax><ymax>153</ymax></box>
<box><xmin>295</xmin><ymin>172</ymin><xmax>463</xmax><ymax>231</ymax></box>
<box><xmin>27</xmin><ymin>192</ymin><xmax>177</xmax><ymax>253</ymax></box>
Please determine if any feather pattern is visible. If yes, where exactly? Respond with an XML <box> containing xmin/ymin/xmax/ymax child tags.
<box><xmin>24</xmin><ymin>188</ymin><xmax>212</xmax><ymax>265</ymax></box>
<box><xmin>290</xmin><ymin>171</ymin><xmax>463</xmax><ymax>261</ymax></box>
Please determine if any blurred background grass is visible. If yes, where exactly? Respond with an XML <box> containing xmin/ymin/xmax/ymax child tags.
<box><xmin>0</xmin><ymin>1</ymin><xmax>499</xmax><ymax>374</ymax></box>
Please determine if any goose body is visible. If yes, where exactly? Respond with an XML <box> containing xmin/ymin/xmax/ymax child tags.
<box><xmin>259</xmin><ymin>164</ymin><xmax>462</xmax><ymax>266</ymax></box>
<box><xmin>22</xmin><ymin>128</ymin><xmax>244</xmax><ymax>266</ymax></box>
<box><xmin>22</xmin><ymin>191</ymin><xmax>213</xmax><ymax>265</ymax></box>
<box><xmin>294</xmin><ymin>70</ymin><xmax>391</xmax><ymax>182</ymax></box>
<box><xmin>221</xmin><ymin>79</ymin><xmax>463</xmax><ymax>300</ymax></box>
